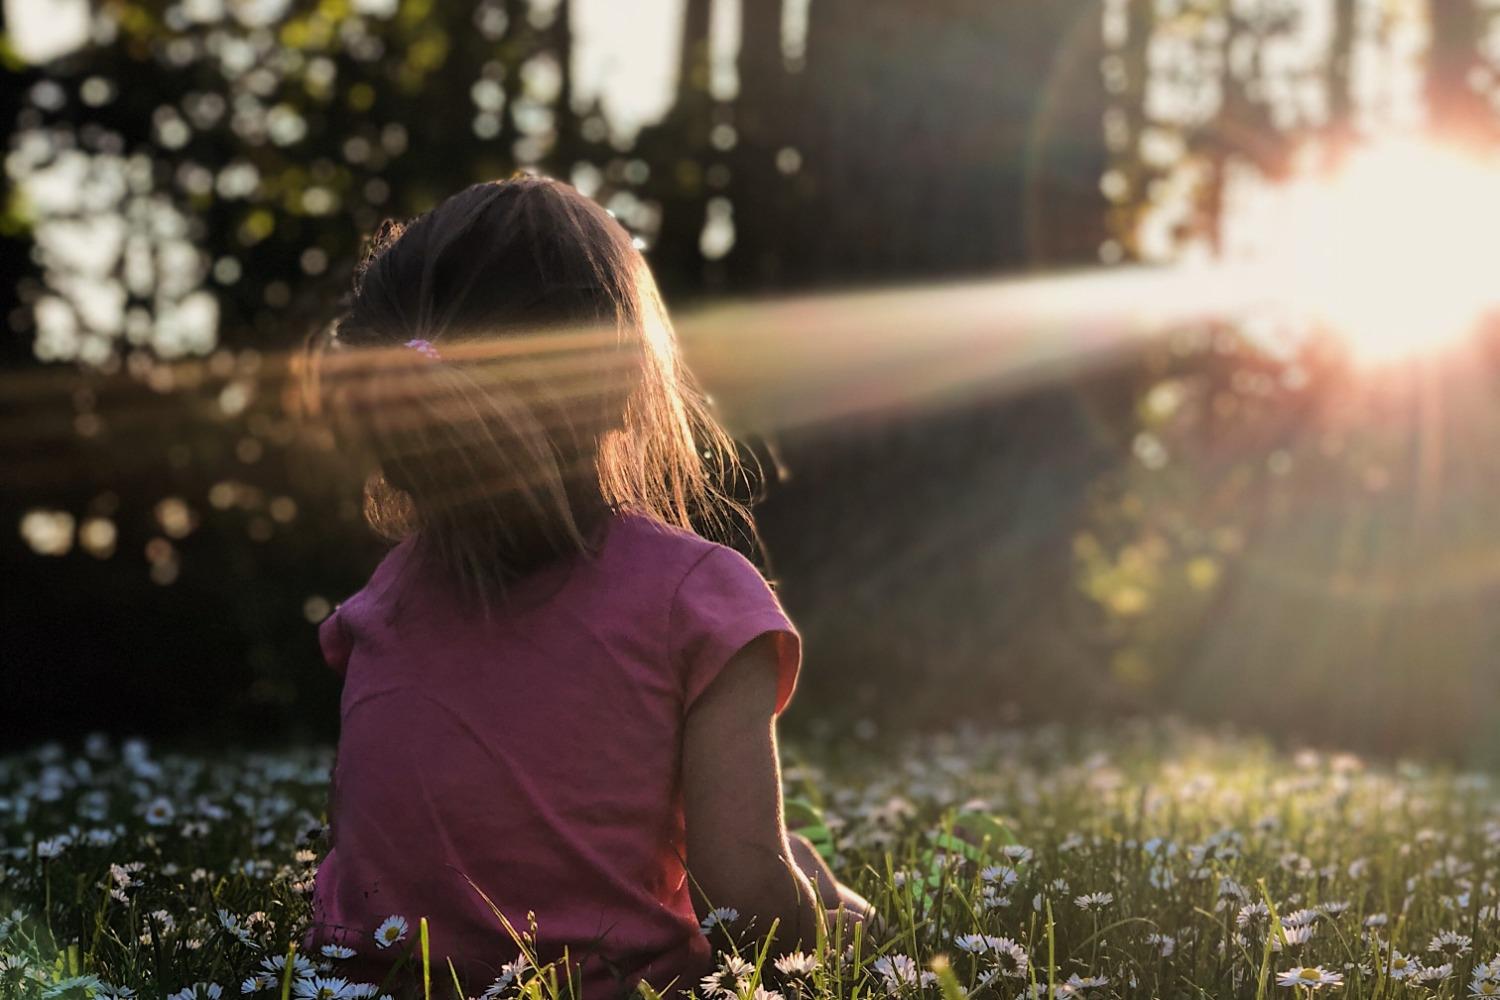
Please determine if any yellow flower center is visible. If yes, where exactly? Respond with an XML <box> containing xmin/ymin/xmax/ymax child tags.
<box><xmin>1299</xmin><ymin>969</ymin><xmax>1320</xmax><ymax>981</ymax></box>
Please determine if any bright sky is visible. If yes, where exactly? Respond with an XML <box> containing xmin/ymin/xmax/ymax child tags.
<box><xmin>571</xmin><ymin>0</ymin><xmax>687</xmax><ymax>135</ymax></box>
<box><xmin>3</xmin><ymin>0</ymin><xmax>732</xmax><ymax>138</ymax></box>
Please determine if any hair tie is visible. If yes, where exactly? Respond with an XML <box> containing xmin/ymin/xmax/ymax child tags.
<box><xmin>404</xmin><ymin>338</ymin><xmax>441</xmax><ymax>360</ymax></box>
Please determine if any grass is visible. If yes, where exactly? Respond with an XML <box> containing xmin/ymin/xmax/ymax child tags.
<box><xmin>1</xmin><ymin>720</ymin><xmax>1497</xmax><ymax>1000</ymax></box>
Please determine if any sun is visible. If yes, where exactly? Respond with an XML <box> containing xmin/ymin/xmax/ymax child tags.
<box><xmin>1234</xmin><ymin>138</ymin><xmax>1500</xmax><ymax>364</ymax></box>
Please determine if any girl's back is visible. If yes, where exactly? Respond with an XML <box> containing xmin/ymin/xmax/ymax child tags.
<box><xmin>305</xmin><ymin>509</ymin><xmax>799</xmax><ymax>997</ymax></box>
<box><xmin>301</xmin><ymin>174</ymin><xmax>867</xmax><ymax>997</ymax></box>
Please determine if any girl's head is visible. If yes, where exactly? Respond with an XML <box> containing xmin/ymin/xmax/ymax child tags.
<box><xmin>308</xmin><ymin>175</ymin><xmax>753</xmax><ymax>605</ymax></box>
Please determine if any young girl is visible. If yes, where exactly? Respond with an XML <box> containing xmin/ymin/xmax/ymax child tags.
<box><xmin>302</xmin><ymin>175</ymin><xmax>872</xmax><ymax>999</ymax></box>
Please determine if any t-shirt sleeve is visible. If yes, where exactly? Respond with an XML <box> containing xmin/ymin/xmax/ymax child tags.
<box><xmin>317</xmin><ymin>605</ymin><xmax>353</xmax><ymax>677</ymax></box>
<box><xmin>671</xmin><ymin>546</ymin><xmax>802</xmax><ymax>716</ymax></box>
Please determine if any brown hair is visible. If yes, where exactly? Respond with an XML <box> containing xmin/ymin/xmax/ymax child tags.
<box><xmin>305</xmin><ymin>174</ymin><xmax>758</xmax><ymax>610</ymax></box>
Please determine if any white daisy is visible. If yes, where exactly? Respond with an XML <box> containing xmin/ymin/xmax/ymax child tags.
<box><xmin>259</xmin><ymin>954</ymin><xmax>316</xmax><ymax>979</ymax></box>
<box><xmin>954</xmin><ymin>933</ymin><xmax>993</xmax><ymax>954</ymax></box>
<box><xmin>142</xmin><ymin>797</ymin><xmax>176</xmax><ymax>826</ymax></box>
<box><xmin>1066</xmin><ymin>973</ymin><xmax>1109</xmax><ymax>995</ymax></box>
<box><xmin>480</xmin><ymin>959</ymin><xmax>531</xmax><ymax>999</ymax></box>
<box><xmin>699</xmin><ymin>906</ymin><xmax>739</xmax><ymax>933</ymax></box>
<box><xmin>1386</xmin><ymin>951</ymin><xmax>1417</xmax><ymax>981</ymax></box>
<box><xmin>871</xmin><ymin>954</ymin><xmax>936</xmax><ymax>994</ymax></box>
<box><xmin>292</xmin><ymin>977</ymin><xmax>358</xmax><ymax>1000</ymax></box>
<box><xmin>1001</xmin><ymin>845</ymin><xmax>1034</xmax><ymax>864</ymax></box>
<box><xmin>1238</xmin><ymin>902</ymin><xmax>1270</xmax><ymax>927</ymax></box>
<box><xmin>167</xmin><ymin>984</ymin><xmax>224</xmax><ymax>1000</ymax></box>
<box><xmin>1276</xmin><ymin>966</ymin><xmax>1343</xmax><ymax>989</ymax></box>
<box><xmin>699</xmin><ymin>954</ymin><xmax>753</xmax><ymax>998</ymax></box>
<box><xmin>1282</xmin><ymin>909</ymin><xmax>1319</xmax><ymax>928</ymax></box>
<box><xmin>1146</xmin><ymin>932</ymin><xmax>1176</xmax><ymax>958</ymax></box>
<box><xmin>991</xmin><ymin>938</ymin><xmax>1029</xmax><ymax>978</ymax></box>
<box><xmin>371</xmin><ymin>915</ymin><xmax>408</xmax><ymax>950</ymax></box>
<box><xmin>1272</xmin><ymin>922</ymin><xmax>1317</xmax><ymax>951</ymax></box>
<box><xmin>773</xmin><ymin>952</ymin><xmax>819</xmax><ymax>977</ymax></box>
<box><xmin>1470</xmin><ymin>977</ymin><xmax>1500</xmax><ymax>998</ymax></box>
<box><xmin>36</xmin><ymin>836</ymin><xmax>69</xmax><ymax>859</ymax></box>
<box><xmin>1431</xmin><ymin>931</ymin><xmax>1472</xmax><ymax>955</ymax></box>
<box><xmin>979</xmin><ymin>865</ymin><xmax>1019</xmax><ymax>888</ymax></box>
<box><xmin>1415</xmin><ymin>963</ymin><xmax>1452</xmax><ymax>984</ymax></box>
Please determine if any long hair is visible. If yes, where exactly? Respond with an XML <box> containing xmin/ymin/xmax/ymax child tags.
<box><xmin>304</xmin><ymin>174</ymin><xmax>758</xmax><ymax>610</ymax></box>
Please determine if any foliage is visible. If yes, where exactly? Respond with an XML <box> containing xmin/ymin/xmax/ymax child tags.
<box><xmin>4</xmin><ymin>722</ymin><xmax>1499</xmax><ymax>999</ymax></box>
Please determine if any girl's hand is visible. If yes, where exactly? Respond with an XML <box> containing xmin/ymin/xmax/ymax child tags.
<box><xmin>788</xmin><ymin>831</ymin><xmax>885</xmax><ymax>939</ymax></box>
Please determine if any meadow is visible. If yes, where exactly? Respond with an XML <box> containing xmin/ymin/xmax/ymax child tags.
<box><xmin>3</xmin><ymin>721</ymin><xmax>1498</xmax><ymax>1000</ymax></box>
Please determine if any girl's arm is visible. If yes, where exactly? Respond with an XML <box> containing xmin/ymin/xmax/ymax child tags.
<box><xmin>683</xmin><ymin>634</ymin><xmax>853</xmax><ymax>951</ymax></box>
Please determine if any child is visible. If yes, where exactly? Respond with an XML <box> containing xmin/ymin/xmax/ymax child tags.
<box><xmin>301</xmin><ymin>175</ymin><xmax>872</xmax><ymax>999</ymax></box>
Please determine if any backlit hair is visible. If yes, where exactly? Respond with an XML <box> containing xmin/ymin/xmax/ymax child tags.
<box><xmin>305</xmin><ymin>174</ymin><xmax>757</xmax><ymax>610</ymax></box>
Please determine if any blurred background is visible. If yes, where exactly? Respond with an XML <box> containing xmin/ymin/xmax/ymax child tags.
<box><xmin>7</xmin><ymin>0</ymin><xmax>1500</xmax><ymax>762</ymax></box>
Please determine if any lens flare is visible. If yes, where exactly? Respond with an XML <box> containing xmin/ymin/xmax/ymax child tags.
<box><xmin>1234</xmin><ymin>139</ymin><xmax>1500</xmax><ymax>364</ymax></box>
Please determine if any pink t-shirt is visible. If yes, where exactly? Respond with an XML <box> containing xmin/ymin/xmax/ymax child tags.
<box><xmin>303</xmin><ymin>511</ymin><xmax>800</xmax><ymax>999</ymax></box>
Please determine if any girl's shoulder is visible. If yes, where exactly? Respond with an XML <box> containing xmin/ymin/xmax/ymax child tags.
<box><xmin>316</xmin><ymin>537</ymin><xmax>419</xmax><ymax>674</ymax></box>
<box><xmin>609</xmin><ymin>510</ymin><xmax>750</xmax><ymax>579</ymax></box>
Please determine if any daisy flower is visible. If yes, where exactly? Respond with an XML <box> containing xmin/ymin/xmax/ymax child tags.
<box><xmin>1431</xmin><ymin>931</ymin><xmax>1472</xmax><ymax>955</ymax></box>
<box><xmin>142</xmin><ymin>797</ymin><xmax>176</xmax><ymax>826</ymax></box>
<box><xmin>979</xmin><ymin>886</ymin><xmax>1011</xmax><ymax>911</ymax></box>
<box><xmin>1385</xmin><ymin>951</ymin><xmax>1417</xmax><ymax>981</ymax></box>
<box><xmin>1238</xmin><ymin>903</ymin><xmax>1270</xmax><ymax>928</ymax></box>
<box><xmin>1276</xmin><ymin>966</ymin><xmax>1343</xmax><ymax>989</ymax></box>
<box><xmin>699</xmin><ymin>907</ymin><xmax>739</xmax><ymax>934</ymax></box>
<box><xmin>989</xmin><ymin>938</ymin><xmax>1029</xmax><ymax>979</ymax></box>
<box><xmin>1415</xmin><ymin>963</ymin><xmax>1452</xmax><ymax>984</ymax></box>
<box><xmin>1066</xmin><ymin>973</ymin><xmax>1109</xmax><ymax>996</ymax></box>
<box><xmin>36</xmin><ymin>836</ymin><xmax>68</xmax><ymax>859</ymax></box>
<box><xmin>773</xmin><ymin>952</ymin><xmax>818</xmax><ymax>978</ymax></box>
<box><xmin>320</xmin><ymin>945</ymin><xmax>356</xmax><ymax>960</ymax></box>
<box><xmin>953</xmin><ymin>933</ymin><xmax>996</xmax><ymax>954</ymax></box>
<box><xmin>1272</xmin><ymin>924</ymin><xmax>1315</xmax><ymax>950</ymax></box>
<box><xmin>979</xmin><ymin>865</ymin><xmax>1019</xmax><ymax>888</ymax></box>
<box><xmin>371</xmin><ymin>915</ymin><xmax>408</xmax><ymax>950</ymax></box>
<box><xmin>292</xmin><ymin>977</ymin><xmax>358</xmax><ymax>1000</ymax></box>
<box><xmin>871</xmin><ymin>954</ymin><xmax>936</xmax><ymax>993</ymax></box>
<box><xmin>1146</xmin><ymin>932</ymin><xmax>1176</xmax><ymax>958</ymax></box>
<box><xmin>479</xmin><ymin>959</ymin><xmax>531</xmax><ymax>999</ymax></box>
<box><xmin>217</xmin><ymin>909</ymin><xmax>257</xmax><ymax>947</ymax></box>
<box><xmin>1074</xmin><ymin>891</ymin><xmax>1114</xmax><ymax>911</ymax></box>
<box><xmin>699</xmin><ymin>955</ymin><xmax>753</xmax><ymax>999</ymax></box>
<box><xmin>1282</xmin><ymin>909</ymin><xmax>1319</xmax><ymax>928</ymax></box>
<box><xmin>45</xmin><ymin>976</ymin><xmax>107</xmax><ymax>998</ymax></box>
<box><xmin>1471</xmin><ymin>977</ymin><xmax>1500</xmax><ymax>998</ymax></box>
<box><xmin>167</xmin><ymin>984</ymin><xmax>224</xmax><ymax>1000</ymax></box>
<box><xmin>259</xmin><ymin>954</ymin><xmax>316</xmax><ymax>979</ymax></box>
